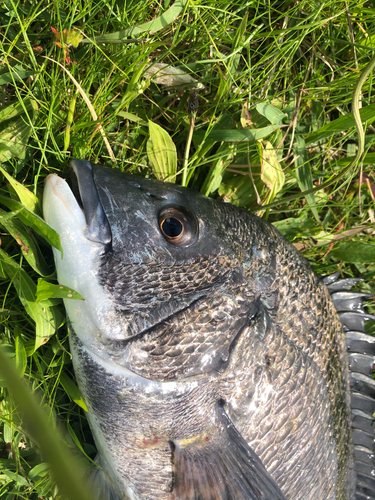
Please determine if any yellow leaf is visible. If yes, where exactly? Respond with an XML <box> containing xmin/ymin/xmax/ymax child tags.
<box><xmin>0</xmin><ymin>166</ymin><xmax>40</xmax><ymax>214</ymax></box>
<box><xmin>260</xmin><ymin>140</ymin><xmax>285</xmax><ymax>203</ymax></box>
<box><xmin>240</xmin><ymin>101</ymin><xmax>255</xmax><ymax>129</ymax></box>
<box><xmin>147</xmin><ymin>121</ymin><xmax>177</xmax><ymax>182</ymax></box>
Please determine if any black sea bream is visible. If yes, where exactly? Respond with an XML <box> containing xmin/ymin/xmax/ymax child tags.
<box><xmin>43</xmin><ymin>160</ymin><xmax>375</xmax><ymax>500</ymax></box>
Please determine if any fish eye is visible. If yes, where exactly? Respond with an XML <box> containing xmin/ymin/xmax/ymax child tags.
<box><xmin>158</xmin><ymin>206</ymin><xmax>197</xmax><ymax>246</ymax></box>
<box><xmin>161</xmin><ymin>217</ymin><xmax>183</xmax><ymax>238</ymax></box>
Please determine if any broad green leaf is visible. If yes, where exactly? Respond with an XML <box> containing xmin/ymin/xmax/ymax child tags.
<box><xmin>273</xmin><ymin>215</ymin><xmax>316</xmax><ymax>241</ymax></box>
<box><xmin>0</xmin><ymin>210</ymin><xmax>51</xmax><ymax>276</ymax></box>
<box><xmin>0</xmin><ymin>122</ymin><xmax>33</xmax><ymax>162</ymax></box>
<box><xmin>3</xmin><ymin>423</ymin><xmax>12</xmax><ymax>443</ymax></box>
<box><xmin>59</xmin><ymin>373</ymin><xmax>88</xmax><ymax>411</ymax></box>
<box><xmin>218</xmin><ymin>175</ymin><xmax>259</xmax><ymax>208</ymax></box>
<box><xmin>0</xmin><ymin>195</ymin><xmax>62</xmax><ymax>253</ymax></box>
<box><xmin>256</xmin><ymin>103</ymin><xmax>286</xmax><ymax>125</ymax></box>
<box><xmin>116</xmin><ymin>111</ymin><xmax>148</xmax><ymax>126</ymax></box>
<box><xmin>0</xmin><ymin>98</ymin><xmax>36</xmax><ymax>122</ymax></box>
<box><xmin>0</xmin><ymin>347</ymin><xmax>94</xmax><ymax>500</ymax></box>
<box><xmin>355</xmin><ymin>35</ymin><xmax>375</xmax><ymax>62</ymax></box>
<box><xmin>331</xmin><ymin>241</ymin><xmax>375</xmax><ymax>263</ymax></box>
<box><xmin>0</xmin><ymin>64</ymin><xmax>35</xmax><ymax>85</ymax></box>
<box><xmin>0</xmin><ymin>208</ymin><xmax>22</xmax><ymax>220</ymax></box>
<box><xmin>0</xmin><ymin>99</ymin><xmax>38</xmax><ymax>162</ymax></box>
<box><xmin>147</xmin><ymin>121</ymin><xmax>177</xmax><ymax>182</ymax></box>
<box><xmin>83</xmin><ymin>0</ymin><xmax>188</xmax><ymax>43</ymax></box>
<box><xmin>28</xmin><ymin>463</ymin><xmax>51</xmax><ymax>482</ymax></box>
<box><xmin>14</xmin><ymin>327</ymin><xmax>27</xmax><ymax>377</ymax></box>
<box><xmin>36</xmin><ymin>280</ymin><xmax>84</xmax><ymax>302</ymax></box>
<box><xmin>294</xmin><ymin>136</ymin><xmax>319</xmax><ymax>222</ymax></box>
<box><xmin>2</xmin><ymin>470</ymin><xmax>30</xmax><ymax>487</ymax></box>
<box><xmin>260</xmin><ymin>140</ymin><xmax>285</xmax><ymax>203</ymax></box>
<box><xmin>0</xmin><ymin>249</ymin><xmax>58</xmax><ymax>351</ymax></box>
<box><xmin>0</xmin><ymin>165</ymin><xmax>40</xmax><ymax>214</ymax></box>
<box><xmin>305</xmin><ymin>103</ymin><xmax>375</xmax><ymax>144</ymax></box>
<box><xmin>202</xmin><ymin>143</ymin><xmax>236</xmax><ymax>196</ymax></box>
<box><xmin>193</xmin><ymin>125</ymin><xmax>283</xmax><ymax>143</ymax></box>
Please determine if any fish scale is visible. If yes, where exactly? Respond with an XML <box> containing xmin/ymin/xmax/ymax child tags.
<box><xmin>222</xmin><ymin>300</ymin><xmax>342</xmax><ymax>499</ymax></box>
<box><xmin>123</xmin><ymin>293</ymin><xmax>253</xmax><ymax>379</ymax></box>
<box><xmin>43</xmin><ymin>160</ymin><xmax>375</xmax><ymax>500</ymax></box>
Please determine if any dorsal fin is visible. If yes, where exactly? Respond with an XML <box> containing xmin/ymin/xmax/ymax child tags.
<box><xmin>326</xmin><ymin>274</ymin><xmax>375</xmax><ymax>500</ymax></box>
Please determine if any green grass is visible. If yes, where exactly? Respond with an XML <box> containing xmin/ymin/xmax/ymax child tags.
<box><xmin>0</xmin><ymin>0</ymin><xmax>375</xmax><ymax>497</ymax></box>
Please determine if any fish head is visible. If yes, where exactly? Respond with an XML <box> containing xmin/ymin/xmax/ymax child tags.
<box><xmin>43</xmin><ymin>160</ymin><xmax>282</xmax><ymax>381</ymax></box>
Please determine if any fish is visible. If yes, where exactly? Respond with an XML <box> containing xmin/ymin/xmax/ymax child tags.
<box><xmin>43</xmin><ymin>159</ymin><xmax>375</xmax><ymax>500</ymax></box>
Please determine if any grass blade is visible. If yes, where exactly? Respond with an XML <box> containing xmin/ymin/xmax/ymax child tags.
<box><xmin>305</xmin><ymin>102</ymin><xmax>375</xmax><ymax>144</ymax></box>
<box><xmin>193</xmin><ymin>125</ymin><xmax>283</xmax><ymax>143</ymax></box>
<box><xmin>59</xmin><ymin>373</ymin><xmax>88</xmax><ymax>412</ymax></box>
<box><xmin>83</xmin><ymin>0</ymin><xmax>189</xmax><ymax>43</ymax></box>
<box><xmin>0</xmin><ymin>347</ymin><xmax>93</xmax><ymax>500</ymax></box>
<box><xmin>294</xmin><ymin>136</ymin><xmax>320</xmax><ymax>221</ymax></box>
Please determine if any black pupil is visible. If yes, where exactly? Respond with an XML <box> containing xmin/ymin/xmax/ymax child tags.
<box><xmin>162</xmin><ymin>217</ymin><xmax>183</xmax><ymax>238</ymax></box>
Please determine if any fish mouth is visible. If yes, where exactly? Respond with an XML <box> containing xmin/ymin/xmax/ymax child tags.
<box><xmin>70</xmin><ymin>159</ymin><xmax>112</xmax><ymax>246</ymax></box>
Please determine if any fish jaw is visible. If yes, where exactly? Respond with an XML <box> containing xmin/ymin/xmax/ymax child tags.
<box><xmin>43</xmin><ymin>174</ymin><xmax>132</xmax><ymax>347</ymax></box>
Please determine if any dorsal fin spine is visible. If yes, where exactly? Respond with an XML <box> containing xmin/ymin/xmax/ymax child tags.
<box><xmin>326</xmin><ymin>274</ymin><xmax>375</xmax><ymax>499</ymax></box>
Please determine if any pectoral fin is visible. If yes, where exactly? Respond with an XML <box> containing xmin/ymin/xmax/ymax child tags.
<box><xmin>172</xmin><ymin>403</ymin><xmax>286</xmax><ymax>500</ymax></box>
<box><xmin>87</xmin><ymin>456</ymin><xmax>121</xmax><ymax>500</ymax></box>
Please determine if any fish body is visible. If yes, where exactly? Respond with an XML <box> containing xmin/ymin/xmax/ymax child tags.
<box><xmin>43</xmin><ymin>160</ymin><xmax>375</xmax><ymax>500</ymax></box>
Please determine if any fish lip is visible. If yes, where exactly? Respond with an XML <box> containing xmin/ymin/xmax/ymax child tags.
<box><xmin>70</xmin><ymin>159</ymin><xmax>112</xmax><ymax>246</ymax></box>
